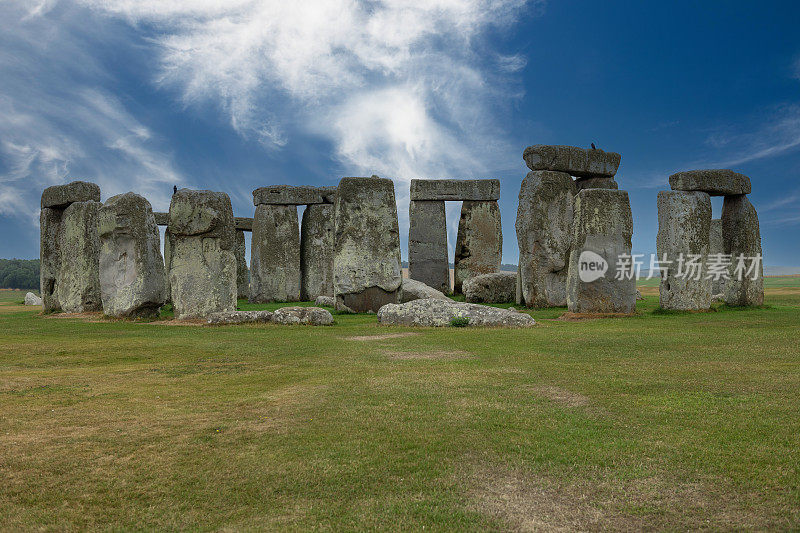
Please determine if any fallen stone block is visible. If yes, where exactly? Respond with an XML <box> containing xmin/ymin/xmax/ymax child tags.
<box><xmin>207</xmin><ymin>310</ymin><xmax>274</xmax><ymax>325</ymax></box>
<box><xmin>314</xmin><ymin>295</ymin><xmax>335</xmax><ymax>307</ymax></box>
<box><xmin>523</xmin><ymin>145</ymin><xmax>621</xmax><ymax>178</ymax></box>
<box><xmin>25</xmin><ymin>292</ymin><xmax>42</xmax><ymax>306</ymax></box>
<box><xmin>454</xmin><ymin>200</ymin><xmax>502</xmax><ymax>294</ymax></box>
<box><xmin>409</xmin><ymin>179</ymin><xmax>500</xmax><ymax>201</ymax></box>
<box><xmin>464</xmin><ymin>271</ymin><xmax>517</xmax><ymax>303</ymax></box>
<box><xmin>669</xmin><ymin>169</ymin><xmax>751</xmax><ymax>196</ymax></box>
<box><xmin>273</xmin><ymin>306</ymin><xmax>334</xmax><ymax>325</ymax></box>
<box><xmin>41</xmin><ymin>180</ymin><xmax>100</xmax><ymax>209</ymax></box>
<box><xmin>253</xmin><ymin>185</ymin><xmax>336</xmax><ymax>205</ymax></box>
<box><xmin>377</xmin><ymin>298</ymin><xmax>535</xmax><ymax>327</ymax></box>
<box><xmin>408</xmin><ymin>200</ymin><xmax>449</xmax><ymax>293</ymax></box>
<box><xmin>400</xmin><ymin>278</ymin><xmax>450</xmax><ymax>303</ymax></box>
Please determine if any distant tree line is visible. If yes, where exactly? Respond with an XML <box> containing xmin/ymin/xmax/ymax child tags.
<box><xmin>0</xmin><ymin>259</ymin><xmax>40</xmax><ymax>290</ymax></box>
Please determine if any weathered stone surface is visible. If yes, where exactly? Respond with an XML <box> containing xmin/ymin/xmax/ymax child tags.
<box><xmin>333</xmin><ymin>176</ymin><xmax>402</xmax><ymax>312</ymax></box>
<box><xmin>575</xmin><ymin>177</ymin><xmax>618</xmax><ymax>191</ymax></box>
<box><xmin>253</xmin><ymin>185</ymin><xmax>337</xmax><ymax>205</ymax></box>
<box><xmin>515</xmin><ymin>171</ymin><xmax>575</xmax><ymax>308</ymax></box>
<box><xmin>167</xmin><ymin>190</ymin><xmax>237</xmax><ymax>319</ymax></box>
<box><xmin>273</xmin><ymin>306</ymin><xmax>334</xmax><ymax>325</ymax></box>
<box><xmin>669</xmin><ymin>169</ymin><xmax>751</xmax><ymax>196</ymax></box>
<box><xmin>408</xmin><ymin>200</ymin><xmax>449</xmax><ymax>293</ymax></box>
<box><xmin>98</xmin><ymin>193</ymin><xmax>167</xmax><ymax>318</ymax></box>
<box><xmin>400</xmin><ymin>278</ymin><xmax>450</xmax><ymax>303</ymax></box>
<box><xmin>25</xmin><ymin>292</ymin><xmax>42</xmax><ymax>306</ymax></box>
<box><xmin>409</xmin><ymin>179</ymin><xmax>500</xmax><ymax>201</ymax></box>
<box><xmin>708</xmin><ymin>219</ymin><xmax>727</xmax><ymax>297</ymax></box>
<box><xmin>163</xmin><ymin>229</ymin><xmax>172</xmax><ymax>303</ymax></box>
<box><xmin>55</xmin><ymin>201</ymin><xmax>102</xmax><ymax>313</ymax></box>
<box><xmin>207</xmin><ymin>310</ymin><xmax>273</xmax><ymax>325</ymax></box>
<box><xmin>523</xmin><ymin>145</ymin><xmax>621</xmax><ymax>178</ymax></box>
<box><xmin>41</xmin><ymin>180</ymin><xmax>100</xmax><ymax>209</ymax></box>
<box><xmin>40</xmin><ymin>207</ymin><xmax>63</xmax><ymax>312</ymax></box>
<box><xmin>314</xmin><ymin>295</ymin><xmax>335</xmax><ymax>307</ymax></box>
<box><xmin>454</xmin><ymin>201</ymin><xmax>502</xmax><ymax>294</ymax></box>
<box><xmin>722</xmin><ymin>195</ymin><xmax>764</xmax><ymax>306</ymax></box>
<box><xmin>250</xmin><ymin>204</ymin><xmax>300</xmax><ymax>302</ymax></box>
<box><xmin>300</xmin><ymin>203</ymin><xmax>334</xmax><ymax>300</ymax></box>
<box><xmin>377</xmin><ymin>298</ymin><xmax>535</xmax><ymax>327</ymax></box>
<box><xmin>636</xmin><ymin>289</ymin><xmax>644</xmax><ymax>301</ymax></box>
<box><xmin>656</xmin><ymin>191</ymin><xmax>712</xmax><ymax>311</ymax></box>
<box><xmin>153</xmin><ymin>211</ymin><xmax>169</xmax><ymax>226</ymax></box>
<box><xmin>566</xmin><ymin>189</ymin><xmax>636</xmax><ymax>314</ymax></box>
<box><xmin>464</xmin><ymin>271</ymin><xmax>517</xmax><ymax>303</ymax></box>
<box><xmin>235</xmin><ymin>217</ymin><xmax>253</xmax><ymax>231</ymax></box>
<box><xmin>234</xmin><ymin>230</ymin><xmax>249</xmax><ymax>299</ymax></box>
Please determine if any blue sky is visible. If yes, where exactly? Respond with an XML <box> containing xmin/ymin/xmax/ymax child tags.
<box><xmin>2</xmin><ymin>1</ymin><xmax>799</xmax><ymax>267</ymax></box>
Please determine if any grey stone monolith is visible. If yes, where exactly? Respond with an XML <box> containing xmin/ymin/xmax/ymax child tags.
<box><xmin>167</xmin><ymin>189</ymin><xmax>237</xmax><ymax>319</ymax></box>
<box><xmin>163</xmin><ymin>229</ymin><xmax>172</xmax><ymax>302</ymax></box>
<box><xmin>523</xmin><ymin>145</ymin><xmax>621</xmax><ymax>178</ymax></box>
<box><xmin>333</xmin><ymin>176</ymin><xmax>402</xmax><ymax>312</ymax></box>
<box><xmin>708</xmin><ymin>219</ymin><xmax>727</xmax><ymax>297</ymax></box>
<box><xmin>408</xmin><ymin>200</ymin><xmax>449</xmax><ymax>293</ymax></box>
<box><xmin>515</xmin><ymin>170</ymin><xmax>575</xmax><ymax>307</ymax></box>
<box><xmin>656</xmin><ymin>191</ymin><xmax>712</xmax><ymax>311</ymax></box>
<box><xmin>300</xmin><ymin>203</ymin><xmax>334</xmax><ymax>300</ymax></box>
<box><xmin>722</xmin><ymin>195</ymin><xmax>764</xmax><ymax>306</ymax></box>
<box><xmin>566</xmin><ymin>189</ymin><xmax>636</xmax><ymax>314</ymax></box>
<box><xmin>453</xmin><ymin>201</ymin><xmax>502</xmax><ymax>294</ymax></box>
<box><xmin>56</xmin><ymin>200</ymin><xmax>102</xmax><ymax>313</ymax></box>
<box><xmin>250</xmin><ymin>204</ymin><xmax>300</xmax><ymax>302</ymax></box>
<box><xmin>98</xmin><ymin>192</ymin><xmax>167</xmax><ymax>318</ymax></box>
<box><xmin>40</xmin><ymin>206</ymin><xmax>63</xmax><ymax>312</ymax></box>
<box><xmin>234</xmin><ymin>230</ymin><xmax>249</xmax><ymax>300</ymax></box>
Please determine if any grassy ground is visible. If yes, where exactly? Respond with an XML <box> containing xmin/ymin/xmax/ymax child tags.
<box><xmin>1</xmin><ymin>281</ymin><xmax>798</xmax><ymax>530</ymax></box>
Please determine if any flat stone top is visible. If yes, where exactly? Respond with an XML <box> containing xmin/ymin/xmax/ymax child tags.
<box><xmin>669</xmin><ymin>169</ymin><xmax>751</xmax><ymax>196</ymax></box>
<box><xmin>523</xmin><ymin>145</ymin><xmax>621</xmax><ymax>178</ymax></box>
<box><xmin>154</xmin><ymin>212</ymin><xmax>252</xmax><ymax>231</ymax></box>
<box><xmin>41</xmin><ymin>180</ymin><xmax>101</xmax><ymax>209</ymax></box>
<box><xmin>168</xmin><ymin>189</ymin><xmax>234</xmax><ymax>237</ymax></box>
<box><xmin>410</xmin><ymin>179</ymin><xmax>500</xmax><ymax>201</ymax></box>
<box><xmin>253</xmin><ymin>185</ymin><xmax>337</xmax><ymax>205</ymax></box>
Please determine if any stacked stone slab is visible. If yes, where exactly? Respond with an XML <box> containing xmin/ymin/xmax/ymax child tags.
<box><xmin>409</xmin><ymin>179</ymin><xmax>500</xmax><ymax>294</ymax></box>
<box><xmin>518</xmin><ymin>145</ymin><xmax>623</xmax><ymax>308</ymax></box>
<box><xmin>39</xmin><ymin>181</ymin><xmax>102</xmax><ymax>313</ymax></box>
<box><xmin>566</xmin><ymin>189</ymin><xmax>636</xmax><ymax>314</ymax></box>
<box><xmin>666</xmin><ymin>169</ymin><xmax>762</xmax><ymax>307</ymax></box>
<box><xmin>98</xmin><ymin>192</ymin><xmax>167</xmax><ymax>318</ymax></box>
<box><xmin>656</xmin><ymin>191</ymin><xmax>712</xmax><ymax>310</ymax></box>
<box><xmin>167</xmin><ymin>189</ymin><xmax>237</xmax><ymax>319</ymax></box>
<box><xmin>333</xmin><ymin>176</ymin><xmax>402</xmax><ymax>312</ymax></box>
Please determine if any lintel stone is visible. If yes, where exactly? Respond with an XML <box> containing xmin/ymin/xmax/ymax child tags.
<box><xmin>410</xmin><ymin>179</ymin><xmax>500</xmax><ymax>201</ymax></box>
<box><xmin>253</xmin><ymin>185</ymin><xmax>337</xmax><ymax>205</ymax></box>
<box><xmin>523</xmin><ymin>145</ymin><xmax>621</xmax><ymax>178</ymax></box>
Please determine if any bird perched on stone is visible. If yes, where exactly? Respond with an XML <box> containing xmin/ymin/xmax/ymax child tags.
<box><xmin>173</xmin><ymin>185</ymin><xmax>177</xmax><ymax>195</ymax></box>
<box><xmin>591</xmin><ymin>143</ymin><xmax>596</xmax><ymax>150</ymax></box>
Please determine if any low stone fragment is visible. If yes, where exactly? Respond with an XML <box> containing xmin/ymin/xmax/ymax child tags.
<box><xmin>656</xmin><ymin>191</ymin><xmax>712</xmax><ymax>311</ymax></box>
<box><xmin>250</xmin><ymin>204</ymin><xmax>300</xmax><ymax>302</ymax></box>
<box><xmin>333</xmin><ymin>176</ymin><xmax>402</xmax><ymax>312</ymax></box>
<box><xmin>515</xmin><ymin>170</ymin><xmax>575</xmax><ymax>307</ymax></box>
<box><xmin>454</xmin><ymin>200</ymin><xmax>502</xmax><ymax>293</ymax></box>
<box><xmin>669</xmin><ymin>169</ymin><xmax>751</xmax><ymax>196</ymax></box>
<box><xmin>207</xmin><ymin>310</ymin><xmax>273</xmax><ymax>325</ymax></box>
<box><xmin>41</xmin><ymin>180</ymin><xmax>100</xmax><ymax>209</ymax></box>
<box><xmin>314</xmin><ymin>295</ymin><xmax>335</xmax><ymax>307</ymax></box>
<box><xmin>234</xmin><ymin>230</ymin><xmax>249</xmax><ymax>300</ymax></box>
<box><xmin>408</xmin><ymin>200</ymin><xmax>449</xmax><ymax>293</ymax></box>
<box><xmin>722</xmin><ymin>195</ymin><xmax>764</xmax><ymax>306</ymax></box>
<box><xmin>574</xmin><ymin>177</ymin><xmax>618</xmax><ymax>191</ymax></box>
<box><xmin>300</xmin><ymin>203</ymin><xmax>334</xmax><ymax>300</ymax></box>
<box><xmin>25</xmin><ymin>292</ymin><xmax>42</xmax><ymax>306</ymax></box>
<box><xmin>463</xmin><ymin>271</ymin><xmax>517</xmax><ymax>303</ymax></box>
<box><xmin>523</xmin><ymin>145</ymin><xmax>621</xmax><ymax>178</ymax></box>
<box><xmin>400</xmin><ymin>278</ymin><xmax>450</xmax><ymax>303</ymax></box>
<box><xmin>57</xmin><ymin>200</ymin><xmax>102</xmax><ymax>313</ymax></box>
<box><xmin>377</xmin><ymin>298</ymin><xmax>535</xmax><ymax>327</ymax></box>
<box><xmin>273</xmin><ymin>306</ymin><xmax>334</xmax><ymax>325</ymax></box>
<box><xmin>98</xmin><ymin>192</ymin><xmax>167</xmax><ymax>318</ymax></box>
<box><xmin>409</xmin><ymin>179</ymin><xmax>500</xmax><ymax>201</ymax></box>
<box><xmin>253</xmin><ymin>185</ymin><xmax>337</xmax><ymax>205</ymax></box>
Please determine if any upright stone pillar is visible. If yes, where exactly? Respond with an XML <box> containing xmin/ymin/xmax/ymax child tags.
<box><xmin>708</xmin><ymin>219</ymin><xmax>726</xmax><ymax>297</ymax></box>
<box><xmin>167</xmin><ymin>189</ymin><xmax>237</xmax><ymax>319</ymax></box>
<box><xmin>300</xmin><ymin>203</ymin><xmax>334</xmax><ymax>300</ymax></box>
<box><xmin>250</xmin><ymin>204</ymin><xmax>300</xmax><ymax>302</ymax></box>
<box><xmin>722</xmin><ymin>195</ymin><xmax>764</xmax><ymax>306</ymax></box>
<box><xmin>163</xmin><ymin>229</ymin><xmax>172</xmax><ymax>303</ymax></box>
<box><xmin>333</xmin><ymin>176</ymin><xmax>402</xmax><ymax>312</ymax></box>
<box><xmin>454</xmin><ymin>201</ymin><xmax>502</xmax><ymax>294</ymax></box>
<box><xmin>234</xmin><ymin>230</ymin><xmax>249</xmax><ymax>300</ymax></box>
<box><xmin>98</xmin><ymin>192</ymin><xmax>167</xmax><ymax>318</ymax></box>
<box><xmin>40</xmin><ymin>207</ymin><xmax>63</xmax><ymax>312</ymax></box>
<box><xmin>656</xmin><ymin>191</ymin><xmax>712</xmax><ymax>310</ymax></box>
<box><xmin>566</xmin><ymin>189</ymin><xmax>636</xmax><ymax>314</ymax></box>
<box><xmin>515</xmin><ymin>170</ymin><xmax>575</xmax><ymax>307</ymax></box>
<box><xmin>408</xmin><ymin>200</ymin><xmax>449</xmax><ymax>293</ymax></box>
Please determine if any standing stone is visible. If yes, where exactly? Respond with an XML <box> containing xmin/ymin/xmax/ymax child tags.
<box><xmin>566</xmin><ymin>189</ymin><xmax>636</xmax><ymax>314</ymax></box>
<box><xmin>408</xmin><ymin>200</ymin><xmax>449</xmax><ymax>293</ymax></box>
<box><xmin>167</xmin><ymin>189</ymin><xmax>237</xmax><ymax>319</ymax></box>
<box><xmin>656</xmin><ymin>191</ymin><xmax>712</xmax><ymax>311</ymax></box>
<box><xmin>234</xmin><ymin>230</ymin><xmax>249</xmax><ymax>300</ymax></box>
<box><xmin>250</xmin><ymin>204</ymin><xmax>300</xmax><ymax>302</ymax></box>
<box><xmin>300</xmin><ymin>203</ymin><xmax>334</xmax><ymax>300</ymax></box>
<box><xmin>56</xmin><ymin>200</ymin><xmax>102</xmax><ymax>312</ymax></box>
<box><xmin>454</xmin><ymin>201</ymin><xmax>502</xmax><ymax>294</ymax></box>
<box><xmin>333</xmin><ymin>176</ymin><xmax>402</xmax><ymax>312</ymax></box>
<box><xmin>516</xmin><ymin>171</ymin><xmax>575</xmax><ymax>307</ymax></box>
<box><xmin>163</xmin><ymin>229</ymin><xmax>172</xmax><ymax>303</ymax></box>
<box><xmin>708</xmin><ymin>219</ymin><xmax>727</xmax><ymax>297</ymax></box>
<box><xmin>722</xmin><ymin>195</ymin><xmax>764</xmax><ymax>306</ymax></box>
<box><xmin>40</xmin><ymin>207</ymin><xmax>63</xmax><ymax>312</ymax></box>
<box><xmin>98</xmin><ymin>192</ymin><xmax>167</xmax><ymax>318</ymax></box>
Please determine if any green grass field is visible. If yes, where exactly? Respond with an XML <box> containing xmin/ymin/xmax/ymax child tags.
<box><xmin>1</xmin><ymin>281</ymin><xmax>799</xmax><ymax>530</ymax></box>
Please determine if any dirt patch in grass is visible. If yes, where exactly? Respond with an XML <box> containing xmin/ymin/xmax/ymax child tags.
<box><xmin>383</xmin><ymin>350</ymin><xmax>474</xmax><ymax>360</ymax></box>
<box><xmin>557</xmin><ymin>312</ymin><xmax>634</xmax><ymax>321</ymax></box>
<box><xmin>345</xmin><ymin>332</ymin><xmax>421</xmax><ymax>341</ymax></box>
<box><xmin>148</xmin><ymin>318</ymin><xmax>206</xmax><ymax>326</ymax></box>
<box><xmin>43</xmin><ymin>311</ymin><xmax>106</xmax><ymax>322</ymax></box>
<box><xmin>529</xmin><ymin>385</ymin><xmax>590</xmax><ymax>407</ymax></box>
